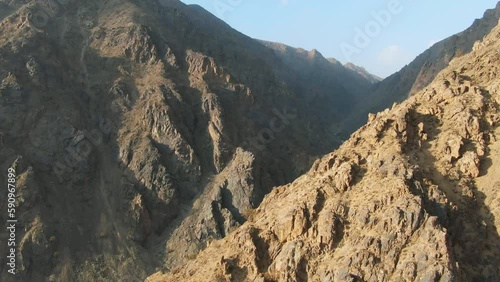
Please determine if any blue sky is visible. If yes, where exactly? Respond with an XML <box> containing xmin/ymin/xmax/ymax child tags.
<box><xmin>179</xmin><ymin>0</ymin><xmax>499</xmax><ymax>78</ymax></box>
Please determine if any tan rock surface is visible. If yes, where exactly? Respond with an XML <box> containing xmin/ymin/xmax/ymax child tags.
<box><xmin>149</xmin><ymin>19</ymin><xmax>500</xmax><ymax>282</ymax></box>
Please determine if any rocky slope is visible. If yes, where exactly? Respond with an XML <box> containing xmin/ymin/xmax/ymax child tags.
<box><xmin>346</xmin><ymin>1</ymin><xmax>500</xmax><ymax>131</ymax></box>
<box><xmin>0</xmin><ymin>0</ymin><xmax>378</xmax><ymax>281</ymax></box>
<box><xmin>260</xmin><ymin>41</ymin><xmax>380</xmax><ymax>97</ymax></box>
<box><xmin>148</xmin><ymin>18</ymin><xmax>500</xmax><ymax>282</ymax></box>
<box><xmin>343</xmin><ymin>62</ymin><xmax>382</xmax><ymax>84</ymax></box>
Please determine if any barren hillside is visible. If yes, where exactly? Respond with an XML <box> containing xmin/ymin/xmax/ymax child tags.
<box><xmin>148</xmin><ymin>18</ymin><xmax>500</xmax><ymax>282</ymax></box>
<box><xmin>0</xmin><ymin>0</ymin><xmax>378</xmax><ymax>280</ymax></box>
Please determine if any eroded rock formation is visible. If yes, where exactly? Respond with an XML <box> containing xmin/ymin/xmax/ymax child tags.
<box><xmin>148</xmin><ymin>18</ymin><xmax>500</xmax><ymax>282</ymax></box>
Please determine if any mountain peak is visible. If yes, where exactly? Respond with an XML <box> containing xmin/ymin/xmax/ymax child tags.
<box><xmin>344</xmin><ymin>62</ymin><xmax>382</xmax><ymax>83</ymax></box>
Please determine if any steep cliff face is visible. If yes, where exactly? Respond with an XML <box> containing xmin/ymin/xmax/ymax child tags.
<box><xmin>0</xmin><ymin>0</ymin><xmax>376</xmax><ymax>281</ymax></box>
<box><xmin>148</xmin><ymin>19</ymin><xmax>500</xmax><ymax>282</ymax></box>
<box><xmin>347</xmin><ymin>2</ymin><xmax>500</xmax><ymax>131</ymax></box>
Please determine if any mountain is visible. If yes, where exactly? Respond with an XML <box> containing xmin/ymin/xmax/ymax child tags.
<box><xmin>148</xmin><ymin>17</ymin><xmax>500</xmax><ymax>282</ymax></box>
<box><xmin>346</xmin><ymin>2</ymin><xmax>500</xmax><ymax>130</ymax></box>
<box><xmin>343</xmin><ymin>62</ymin><xmax>382</xmax><ymax>84</ymax></box>
<box><xmin>0</xmin><ymin>0</ymin><xmax>377</xmax><ymax>280</ymax></box>
<box><xmin>259</xmin><ymin>41</ymin><xmax>379</xmax><ymax>97</ymax></box>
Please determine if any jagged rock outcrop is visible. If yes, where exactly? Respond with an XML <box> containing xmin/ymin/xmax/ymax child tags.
<box><xmin>148</xmin><ymin>18</ymin><xmax>500</xmax><ymax>282</ymax></box>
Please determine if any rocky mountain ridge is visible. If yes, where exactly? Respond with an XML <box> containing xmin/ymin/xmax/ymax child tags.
<box><xmin>148</xmin><ymin>17</ymin><xmax>500</xmax><ymax>282</ymax></box>
<box><xmin>259</xmin><ymin>40</ymin><xmax>380</xmax><ymax>97</ymax></box>
<box><xmin>0</xmin><ymin>1</ymin><xmax>498</xmax><ymax>281</ymax></box>
<box><xmin>343</xmin><ymin>62</ymin><xmax>382</xmax><ymax>84</ymax></box>
<box><xmin>346</xmin><ymin>2</ymin><xmax>500</xmax><ymax>131</ymax></box>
